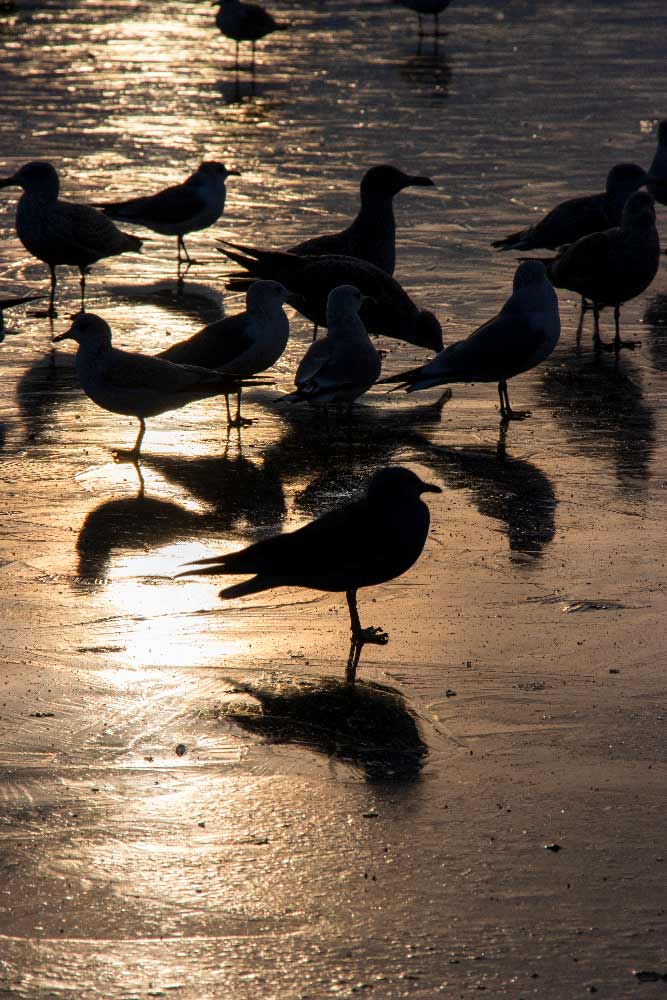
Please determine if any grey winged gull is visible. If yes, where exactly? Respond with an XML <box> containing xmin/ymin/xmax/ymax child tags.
<box><xmin>214</xmin><ymin>0</ymin><xmax>287</xmax><ymax>70</ymax></box>
<box><xmin>52</xmin><ymin>312</ymin><xmax>261</xmax><ymax>458</ymax></box>
<box><xmin>100</xmin><ymin>162</ymin><xmax>240</xmax><ymax>275</ymax></box>
<box><xmin>492</xmin><ymin>163</ymin><xmax>648</xmax><ymax>252</ymax></box>
<box><xmin>219</xmin><ymin>243</ymin><xmax>444</xmax><ymax>352</ymax></box>
<box><xmin>533</xmin><ymin>191</ymin><xmax>660</xmax><ymax>351</ymax></box>
<box><xmin>178</xmin><ymin>465</ymin><xmax>441</xmax><ymax>684</ymax></box>
<box><xmin>159</xmin><ymin>279</ymin><xmax>289</xmax><ymax>426</ymax></box>
<box><xmin>0</xmin><ymin>162</ymin><xmax>142</xmax><ymax>318</ymax></box>
<box><xmin>286</xmin><ymin>285</ymin><xmax>381</xmax><ymax>411</ymax></box>
<box><xmin>381</xmin><ymin>261</ymin><xmax>560</xmax><ymax>422</ymax></box>
<box><xmin>646</xmin><ymin>119</ymin><xmax>667</xmax><ymax>206</ymax></box>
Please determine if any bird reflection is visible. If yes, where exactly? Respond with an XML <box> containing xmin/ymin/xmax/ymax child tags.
<box><xmin>398</xmin><ymin>50</ymin><xmax>451</xmax><ymax>98</ymax></box>
<box><xmin>538</xmin><ymin>349</ymin><xmax>655</xmax><ymax>494</ymax></box>
<box><xmin>16</xmin><ymin>356</ymin><xmax>79</xmax><ymax>446</ymax></box>
<box><xmin>642</xmin><ymin>294</ymin><xmax>667</xmax><ymax>373</ymax></box>
<box><xmin>221</xmin><ymin>675</ymin><xmax>428</xmax><ymax>782</ymax></box>
<box><xmin>413</xmin><ymin>426</ymin><xmax>557</xmax><ymax>559</ymax></box>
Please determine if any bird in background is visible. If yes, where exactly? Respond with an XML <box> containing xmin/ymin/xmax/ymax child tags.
<box><xmin>286</xmin><ymin>285</ymin><xmax>381</xmax><ymax>411</ymax></box>
<box><xmin>178</xmin><ymin>466</ymin><xmax>441</xmax><ymax>684</ymax></box>
<box><xmin>100</xmin><ymin>162</ymin><xmax>240</xmax><ymax>280</ymax></box>
<box><xmin>381</xmin><ymin>261</ymin><xmax>560</xmax><ymax>422</ymax></box>
<box><xmin>219</xmin><ymin>242</ymin><xmax>444</xmax><ymax>352</ymax></box>
<box><xmin>0</xmin><ymin>293</ymin><xmax>43</xmax><ymax>336</ymax></box>
<box><xmin>395</xmin><ymin>0</ymin><xmax>452</xmax><ymax>44</ymax></box>
<box><xmin>533</xmin><ymin>191</ymin><xmax>660</xmax><ymax>351</ymax></box>
<box><xmin>52</xmin><ymin>312</ymin><xmax>263</xmax><ymax>459</ymax></box>
<box><xmin>646</xmin><ymin>119</ymin><xmax>667</xmax><ymax>206</ymax></box>
<box><xmin>159</xmin><ymin>279</ymin><xmax>290</xmax><ymax>427</ymax></box>
<box><xmin>0</xmin><ymin>161</ymin><xmax>142</xmax><ymax>318</ymax></box>
<box><xmin>492</xmin><ymin>163</ymin><xmax>648</xmax><ymax>252</ymax></box>
<box><xmin>214</xmin><ymin>0</ymin><xmax>287</xmax><ymax>72</ymax></box>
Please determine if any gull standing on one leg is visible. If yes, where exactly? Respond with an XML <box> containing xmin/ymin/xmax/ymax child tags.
<box><xmin>0</xmin><ymin>162</ymin><xmax>142</xmax><ymax>318</ymax></box>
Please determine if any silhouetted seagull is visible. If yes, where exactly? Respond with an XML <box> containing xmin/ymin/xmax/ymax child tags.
<box><xmin>52</xmin><ymin>313</ymin><xmax>259</xmax><ymax>458</ymax></box>
<box><xmin>395</xmin><ymin>0</ymin><xmax>451</xmax><ymax>40</ymax></box>
<box><xmin>534</xmin><ymin>191</ymin><xmax>660</xmax><ymax>351</ymax></box>
<box><xmin>0</xmin><ymin>294</ymin><xmax>43</xmax><ymax>332</ymax></box>
<box><xmin>214</xmin><ymin>0</ymin><xmax>286</xmax><ymax>70</ymax></box>
<box><xmin>100</xmin><ymin>162</ymin><xmax>239</xmax><ymax>275</ymax></box>
<box><xmin>179</xmin><ymin>466</ymin><xmax>441</xmax><ymax>683</ymax></box>
<box><xmin>647</xmin><ymin>119</ymin><xmax>667</xmax><ymax>206</ymax></box>
<box><xmin>219</xmin><ymin>243</ymin><xmax>443</xmax><ymax>352</ymax></box>
<box><xmin>159</xmin><ymin>279</ymin><xmax>289</xmax><ymax>426</ymax></box>
<box><xmin>288</xmin><ymin>166</ymin><xmax>434</xmax><ymax>277</ymax></box>
<box><xmin>381</xmin><ymin>261</ymin><xmax>560</xmax><ymax>422</ymax></box>
<box><xmin>492</xmin><ymin>163</ymin><xmax>648</xmax><ymax>252</ymax></box>
<box><xmin>0</xmin><ymin>162</ymin><xmax>142</xmax><ymax>317</ymax></box>
<box><xmin>286</xmin><ymin>285</ymin><xmax>381</xmax><ymax>410</ymax></box>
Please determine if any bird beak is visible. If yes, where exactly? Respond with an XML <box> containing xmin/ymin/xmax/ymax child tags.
<box><xmin>0</xmin><ymin>174</ymin><xmax>18</xmax><ymax>188</ymax></box>
<box><xmin>406</xmin><ymin>175</ymin><xmax>435</xmax><ymax>188</ymax></box>
<box><xmin>420</xmin><ymin>480</ymin><xmax>442</xmax><ymax>494</ymax></box>
<box><xmin>51</xmin><ymin>325</ymin><xmax>75</xmax><ymax>343</ymax></box>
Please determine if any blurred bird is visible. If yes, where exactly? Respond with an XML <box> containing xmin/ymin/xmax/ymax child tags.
<box><xmin>178</xmin><ymin>465</ymin><xmax>442</xmax><ymax>683</ymax></box>
<box><xmin>646</xmin><ymin>119</ymin><xmax>667</xmax><ymax>206</ymax></box>
<box><xmin>159</xmin><ymin>279</ymin><xmax>289</xmax><ymax>426</ymax></box>
<box><xmin>381</xmin><ymin>261</ymin><xmax>560</xmax><ymax>422</ymax></box>
<box><xmin>535</xmin><ymin>191</ymin><xmax>660</xmax><ymax>351</ymax></box>
<box><xmin>0</xmin><ymin>293</ymin><xmax>43</xmax><ymax>334</ymax></box>
<box><xmin>219</xmin><ymin>242</ymin><xmax>443</xmax><ymax>352</ymax></box>
<box><xmin>395</xmin><ymin>0</ymin><xmax>452</xmax><ymax>40</ymax></box>
<box><xmin>492</xmin><ymin>163</ymin><xmax>648</xmax><ymax>252</ymax></box>
<box><xmin>286</xmin><ymin>285</ymin><xmax>381</xmax><ymax>411</ymax></box>
<box><xmin>214</xmin><ymin>0</ymin><xmax>286</xmax><ymax>70</ymax></box>
<box><xmin>0</xmin><ymin>161</ymin><xmax>142</xmax><ymax>317</ymax></box>
<box><xmin>288</xmin><ymin>165</ymin><xmax>434</xmax><ymax>277</ymax></box>
<box><xmin>52</xmin><ymin>312</ymin><xmax>261</xmax><ymax>458</ymax></box>
<box><xmin>100</xmin><ymin>162</ymin><xmax>240</xmax><ymax>276</ymax></box>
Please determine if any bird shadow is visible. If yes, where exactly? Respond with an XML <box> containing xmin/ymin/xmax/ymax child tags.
<box><xmin>107</xmin><ymin>281</ymin><xmax>224</xmax><ymax>328</ymax></box>
<box><xmin>413</xmin><ymin>426</ymin><xmax>557</xmax><ymax>560</ymax></box>
<box><xmin>537</xmin><ymin>347</ymin><xmax>655</xmax><ymax>495</ymax></box>
<box><xmin>218</xmin><ymin>674</ymin><xmax>429</xmax><ymax>783</ymax></box>
<box><xmin>642</xmin><ymin>294</ymin><xmax>667</xmax><ymax>373</ymax></box>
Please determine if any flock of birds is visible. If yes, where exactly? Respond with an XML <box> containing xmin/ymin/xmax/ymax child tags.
<box><xmin>2</xmin><ymin>0</ymin><xmax>666</xmax><ymax>680</ymax></box>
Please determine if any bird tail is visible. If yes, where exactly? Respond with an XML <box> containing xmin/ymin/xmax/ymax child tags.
<box><xmin>176</xmin><ymin>557</ymin><xmax>270</xmax><ymax>599</ymax></box>
<box><xmin>122</xmin><ymin>233</ymin><xmax>143</xmax><ymax>253</ymax></box>
<box><xmin>491</xmin><ymin>231</ymin><xmax>527</xmax><ymax>251</ymax></box>
<box><xmin>217</xmin><ymin>241</ymin><xmax>303</xmax><ymax>286</ymax></box>
<box><xmin>218</xmin><ymin>577</ymin><xmax>271</xmax><ymax>600</ymax></box>
<box><xmin>0</xmin><ymin>294</ymin><xmax>44</xmax><ymax>308</ymax></box>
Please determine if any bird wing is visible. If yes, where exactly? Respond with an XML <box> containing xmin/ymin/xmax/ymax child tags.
<box><xmin>55</xmin><ymin>201</ymin><xmax>138</xmax><ymax>258</ymax></box>
<box><xmin>288</xmin><ymin>229</ymin><xmax>351</xmax><ymax>257</ymax></box>
<box><xmin>104</xmin><ymin>350</ymin><xmax>233</xmax><ymax>394</ymax></box>
<box><xmin>295</xmin><ymin>337</ymin><xmax>332</xmax><ymax>385</ymax></box>
<box><xmin>104</xmin><ymin>184</ymin><xmax>208</xmax><ymax>225</ymax></box>
<box><xmin>159</xmin><ymin>314</ymin><xmax>254</xmax><ymax>369</ymax></box>
<box><xmin>551</xmin><ymin>231</ymin><xmax>612</xmax><ymax>291</ymax></box>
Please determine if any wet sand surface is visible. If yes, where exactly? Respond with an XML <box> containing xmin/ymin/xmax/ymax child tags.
<box><xmin>1</xmin><ymin>1</ymin><xmax>666</xmax><ymax>997</ymax></box>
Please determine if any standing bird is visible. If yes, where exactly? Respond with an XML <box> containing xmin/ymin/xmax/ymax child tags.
<box><xmin>492</xmin><ymin>163</ymin><xmax>648</xmax><ymax>252</ymax></box>
<box><xmin>395</xmin><ymin>0</ymin><xmax>452</xmax><ymax>42</ymax></box>
<box><xmin>287</xmin><ymin>285</ymin><xmax>381</xmax><ymax>411</ymax></box>
<box><xmin>178</xmin><ymin>466</ymin><xmax>442</xmax><ymax>684</ymax></box>
<box><xmin>52</xmin><ymin>312</ymin><xmax>260</xmax><ymax>458</ymax></box>
<box><xmin>536</xmin><ymin>191</ymin><xmax>660</xmax><ymax>351</ymax></box>
<box><xmin>646</xmin><ymin>119</ymin><xmax>667</xmax><ymax>206</ymax></box>
<box><xmin>159</xmin><ymin>279</ymin><xmax>290</xmax><ymax>426</ymax></box>
<box><xmin>0</xmin><ymin>162</ymin><xmax>142</xmax><ymax>318</ymax></box>
<box><xmin>99</xmin><ymin>162</ymin><xmax>240</xmax><ymax>278</ymax></box>
<box><xmin>287</xmin><ymin>165</ymin><xmax>435</xmax><ymax>278</ymax></box>
<box><xmin>219</xmin><ymin>243</ymin><xmax>444</xmax><ymax>352</ymax></box>
<box><xmin>214</xmin><ymin>0</ymin><xmax>286</xmax><ymax>71</ymax></box>
<box><xmin>381</xmin><ymin>261</ymin><xmax>560</xmax><ymax>422</ymax></box>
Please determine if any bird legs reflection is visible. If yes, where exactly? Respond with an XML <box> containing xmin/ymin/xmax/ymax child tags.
<box><xmin>345</xmin><ymin>589</ymin><xmax>389</xmax><ymax>685</ymax></box>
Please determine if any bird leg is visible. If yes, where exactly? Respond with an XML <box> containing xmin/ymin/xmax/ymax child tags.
<box><xmin>36</xmin><ymin>264</ymin><xmax>58</xmax><ymax>319</ymax></box>
<box><xmin>78</xmin><ymin>267</ymin><xmax>88</xmax><ymax>313</ymax></box>
<box><xmin>591</xmin><ymin>303</ymin><xmax>611</xmax><ymax>351</ymax></box>
<box><xmin>114</xmin><ymin>417</ymin><xmax>146</xmax><ymax>463</ymax></box>
<box><xmin>311</xmin><ymin>323</ymin><xmax>319</xmax><ymax>342</ymax></box>
<box><xmin>228</xmin><ymin>388</ymin><xmax>252</xmax><ymax>428</ymax></box>
<box><xmin>344</xmin><ymin>589</ymin><xmax>389</xmax><ymax>685</ymax></box>
<box><xmin>612</xmin><ymin>302</ymin><xmax>639</xmax><ymax>352</ymax></box>
<box><xmin>498</xmin><ymin>380</ymin><xmax>530</xmax><ymax>422</ymax></box>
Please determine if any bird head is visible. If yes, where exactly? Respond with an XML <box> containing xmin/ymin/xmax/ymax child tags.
<box><xmin>512</xmin><ymin>260</ymin><xmax>548</xmax><ymax>290</ymax></box>
<box><xmin>605</xmin><ymin>163</ymin><xmax>648</xmax><ymax>200</ymax></box>
<box><xmin>368</xmin><ymin>466</ymin><xmax>442</xmax><ymax>501</ymax></box>
<box><xmin>247</xmin><ymin>279</ymin><xmax>289</xmax><ymax>311</ymax></box>
<box><xmin>197</xmin><ymin>161</ymin><xmax>241</xmax><ymax>180</ymax></box>
<box><xmin>360</xmin><ymin>165</ymin><xmax>434</xmax><ymax>200</ymax></box>
<box><xmin>621</xmin><ymin>190</ymin><xmax>656</xmax><ymax>229</ymax></box>
<box><xmin>414</xmin><ymin>309</ymin><xmax>443</xmax><ymax>352</ymax></box>
<box><xmin>52</xmin><ymin>312</ymin><xmax>112</xmax><ymax>349</ymax></box>
<box><xmin>0</xmin><ymin>161</ymin><xmax>60</xmax><ymax>198</ymax></box>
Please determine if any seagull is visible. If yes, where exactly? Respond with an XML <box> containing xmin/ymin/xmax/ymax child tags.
<box><xmin>178</xmin><ymin>465</ymin><xmax>442</xmax><ymax>683</ymax></box>
<box><xmin>492</xmin><ymin>163</ymin><xmax>648</xmax><ymax>252</ymax></box>
<box><xmin>286</xmin><ymin>285</ymin><xmax>381</xmax><ymax>411</ymax></box>
<box><xmin>99</xmin><ymin>162</ymin><xmax>240</xmax><ymax>276</ymax></box>
<box><xmin>0</xmin><ymin>294</ymin><xmax>43</xmax><ymax>334</ymax></box>
<box><xmin>0</xmin><ymin>162</ymin><xmax>142</xmax><ymax>317</ymax></box>
<box><xmin>158</xmin><ymin>279</ymin><xmax>289</xmax><ymax>426</ymax></box>
<box><xmin>646</xmin><ymin>119</ymin><xmax>667</xmax><ymax>206</ymax></box>
<box><xmin>52</xmin><ymin>312</ymin><xmax>260</xmax><ymax>458</ymax></box>
<box><xmin>395</xmin><ymin>0</ymin><xmax>452</xmax><ymax>40</ymax></box>
<box><xmin>534</xmin><ymin>191</ymin><xmax>660</xmax><ymax>351</ymax></box>
<box><xmin>219</xmin><ymin>243</ymin><xmax>444</xmax><ymax>352</ymax></box>
<box><xmin>214</xmin><ymin>0</ymin><xmax>287</xmax><ymax>70</ymax></box>
<box><xmin>381</xmin><ymin>261</ymin><xmax>560</xmax><ymax>422</ymax></box>
<box><xmin>287</xmin><ymin>165</ymin><xmax>435</xmax><ymax>277</ymax></box>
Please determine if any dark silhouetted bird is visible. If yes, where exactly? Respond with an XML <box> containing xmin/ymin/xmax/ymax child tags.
<box><xmin>214</xmin><ymin>0</ymin><xmax>286</xmax><ymax>69</ymax></box>
<box><xmin>179</xmin><ymin>466</ymin><xmax>441</xmax><ymax>683</ymax></box>
<box><xmin>395</xmin><ymin>0</ymin><xmax>452</xmax><ymax>40</ymax></box>
<box><xmin>646</xmin><ymin>119</ymin><xmax>667</xmax><ymax>206</ymax></box>
<box><xmin>0</xmin><ymin>162</ymin><xmax>142</xmax><ymax>317</ymax></box>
